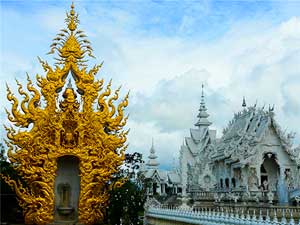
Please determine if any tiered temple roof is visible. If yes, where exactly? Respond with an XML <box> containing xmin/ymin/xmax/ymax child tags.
<box><xmin>185</xmin><ymin>85</ymin><xmax>216</xmax><ymax>156</ymax></box>
<box><xmin>213</xmin><ymin>104</ymin><xmax>300</xmax><ymax>165</ymax></box>
<box><xmin>146</xmin><ymin>139</ymin><xmax>160</xmax><ymax>169</ymax></box>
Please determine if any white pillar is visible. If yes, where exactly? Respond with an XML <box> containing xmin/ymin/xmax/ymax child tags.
<box><xmin>162</xmin><ymin>184</ymin><xmax>165</xmax><ymax>194</ymax></box>
<box><xmin>256</xmin><ymin>166</ymin><xmax>261</xmax><ymax>187</ymax></box>
<box><xmin>157</xmin><ymin>183</ymin><xmax>161</xmax><ymax>195</ymax></box>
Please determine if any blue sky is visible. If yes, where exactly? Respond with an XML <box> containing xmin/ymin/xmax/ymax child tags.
<box><xmin>1</xmin><ymin>0</ymin><xmax>300</xmax><ymax>169</ymax></box>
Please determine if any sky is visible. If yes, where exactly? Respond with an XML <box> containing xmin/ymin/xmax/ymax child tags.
<box><xmin>1</xmin><ymin>0</ymin><xmax>300</xmax><ymax>170</ymax></box>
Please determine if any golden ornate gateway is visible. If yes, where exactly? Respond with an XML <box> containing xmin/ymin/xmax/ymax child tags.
<box><xmin>2</xmin><ymin>3</ymin><xmax>129</xmax><ymax>224</ymax></box>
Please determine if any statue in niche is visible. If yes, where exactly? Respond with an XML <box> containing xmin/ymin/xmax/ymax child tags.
<box><xmin>198</xmin><ymin>164</ymin><xmax>217</xmax><ymax>191</ymax></box>
<box><xmin>59</xmin><ymin>80</ymin><xmax>80</xmax><ymax>113</ymax></box>
<box><xmin>59</xmin><ymin>81</ymin><xmax>80</xmax><ymax>148</ymax></box>
<box><xmin>284</xmin><ymin>169</ymin><xmax>294</xmax><ymax>189</ymax></box>
<box><xmin>261</xmin><ymin>180</ymin><xmax>269</xmax><ymax>191</ymax></box>
<box><xmin>233</xmin><ymin>168</ymin><xmax>241</xmax><ymax>187</ymax></box>
<box><xmin>57</xmin><ymin>183</ymin><xmax>74</xmax><ymax>216</ymax></box>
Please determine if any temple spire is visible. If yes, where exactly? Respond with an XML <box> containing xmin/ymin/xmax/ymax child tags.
<box><xmin>242</xmin><ymin>96</ymin><xmax>247</xmax><ymax>108</ymax></box>
<box><xmin>146</xmin><ymin>138</ymin><xmax>159</xmax><ymax>169</ymax></box>
<box><xmin>67</xmin><ymin>1</ymin><xmax>78</xmax><ymax>32</ymax></box>
<box><xmin>48</xmin><ymin>2</ymin><xmax>95</xmax><ymax>65</ymax></box>
<box><xmin>195</xmin><ymin>84</ymin><xmax>212</xmax><ymax>127</ymax></box>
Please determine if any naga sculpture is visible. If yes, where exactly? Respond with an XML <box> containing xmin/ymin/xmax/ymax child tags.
<box><xmin>1</xmin><ymin>3</ymin><xmax>129</xmax><ymax>224</ymax></box>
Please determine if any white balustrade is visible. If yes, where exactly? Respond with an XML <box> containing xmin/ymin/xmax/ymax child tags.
<box><xmin>146</xmin><ymin>205</ymin><xmax>300</xmax><ymax>225</ymax></box>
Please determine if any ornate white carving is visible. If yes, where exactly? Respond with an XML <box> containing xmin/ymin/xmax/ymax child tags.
<box><xmin>157</xmin><ymin>103</ymin><xmax>300</xmax><ymax>206</ymax></box>
<box><xmin>198</xmin><ymin>164</ymin><xmax>217</xmax><ymax>191</ymax></box>
<box><xmin>214</xmin><ymin>192</ymin><xmax>224</xmax><ymax>202</ymax></box>
<box><xmin>227</xmin><ymin>192</ymin><xmax>239</xmax><ymax>203</ymax></box>
<box><xmin>248</xmin><ymin>168</ymin><xmax>259</xmax><ymax>191</ymax></box>
<box><xmin>267</xmin><ymin>191</ymin><xmax>274</xmax><ymax>204</ymax></box>
<box><xmin>144</xmin><ymin>196</ymin><xmax>161</xmax><ymax>210</ymax></box>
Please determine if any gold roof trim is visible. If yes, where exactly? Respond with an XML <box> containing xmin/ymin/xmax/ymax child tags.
<box><xmin>2</xmin><ymin>3</ymin><xmax>129</xmax><ymax>224</ymax></box>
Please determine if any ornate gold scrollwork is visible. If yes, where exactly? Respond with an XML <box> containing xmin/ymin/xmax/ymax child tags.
<box><xmin>2</xmin><ymin>3</ymin><xmax>129</xmax><ymax>224</ymax></box>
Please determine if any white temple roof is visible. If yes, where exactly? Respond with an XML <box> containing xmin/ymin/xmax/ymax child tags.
<box><xmin>168</xmin><ymin>171</ymin><xmax>181</xmax><ymax>184</ymax></box>
<box><xmin>144</xmin><ymin>168</ymin><xmax>170</xmax><ymax>183</ymax></box>
<box><xmin>213</xmin><ymin>105</ymin><xmax>300</xmax><ymax>165</ymax></box>
<box><xmin>144</xmin><ymin>169</ymin><xmax>155</xmax><ymax>179</ymax></box>
<box><xmin>195</xmin><ymin>84</ymin><xmax>212</xmax><ymax>127</ymax></box>
<box><xmin>183</xmin><ymin>85</ymin><xmax>215</xmax><ymax>157</ymax></box>
<box><xmin>157</xmin><ymin>170</ymin><xmax>168</xmax><ymax>181</ymax></box>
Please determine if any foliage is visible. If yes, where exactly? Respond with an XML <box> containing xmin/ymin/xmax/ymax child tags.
<box><xmin>103</xmin><ymin>152</ymin><xmax>146</xmax><ymax>225</ymax></box>
<box><xmin>0</xmin><ymin>143</ymin><xmax>23</xmax><ymax>223</ymax></box>
<box><xmin>106</xmin><ymin>180</ymin><xmax>145</xmax><ymax>225</ymax></box>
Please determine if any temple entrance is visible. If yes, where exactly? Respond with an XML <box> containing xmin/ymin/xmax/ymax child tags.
<box><xmin>260</xmin><ymin>153</ymin><xmax>279</xmax><ymax>191</ymax></box>
<box><xmin>153</xmin><ymin>183</ymin><xmax>158</xmax><ymax>194</ymax></box>
<box><xmin>54</xmin><ymin>156</ymin><xmax>80</xmax><ymax>223</ymax></box>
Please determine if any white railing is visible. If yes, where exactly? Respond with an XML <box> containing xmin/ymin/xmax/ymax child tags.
<box><xmin>146</xmin><ymin>206</ymin><xmax>300</xmax><ymax>225</ymax></box>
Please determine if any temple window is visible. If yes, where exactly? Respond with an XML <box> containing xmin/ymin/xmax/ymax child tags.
<box><xmin>231</xmin><ymin>178</ymin><xmax>236</xmax><ymax>188</ymax></box>
<box><xmin>225</xmin><ymin>178</ymin><xmax>230</xmax><ymax>189</ymax></box>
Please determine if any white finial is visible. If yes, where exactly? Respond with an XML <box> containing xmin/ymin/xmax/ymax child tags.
<box><xmin>146</xmin><ymin>138</ymin><xmax>159</xmax><ymax>168</ymax></box>
<box><xmin>195</xmin><ymin>83</ymin><xmax>212</xmax><ymax>127</ymax></box>
<box><xmin>200</xmin><ymin>83</ymin><xmax>205</xmax><ymax>108</ymax></box>
<box><xmin>150</xmin><ymin>138</ymin><xmax>155</xmax><ymax>154</ymax></box>
<box><xmin>67</xmin><ymin>78</ymin><xmax>72</xmax><ymax>88</ymax></box>
<box><xmin>242</xmin><ymin>96</ymin><xmax>246</xmax><ymax>108</ymax></box>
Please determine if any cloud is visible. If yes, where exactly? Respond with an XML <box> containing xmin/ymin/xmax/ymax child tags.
<box><xmin>127</xmin><ymin>16</ymin><xmax>300</xmax><ymax>164</ymax></box>
<box><xmin>282</xmin><ymin>79</ymin><xmax>300</xmax><ymax>116</ymax></box>
<box><xmin>127</xmin><ymin>120</ymin><xmax>184</xmax><ymax>169</ymax></box>
<box><xmin>1</xmin><ymin>1</ymin><xmax>300</xmax><ymax>170</ymax></box>
<box><xmin>130</xmin><ymin>69</ymin><xmax>212</xmax><ymax>132</ymax></box>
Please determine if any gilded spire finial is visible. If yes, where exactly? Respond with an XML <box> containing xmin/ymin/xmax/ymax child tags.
<box><xmin>66</xmin><ymin>1</ymin><xmax>78</xmax><ymax>32</ymax></box>
<box><xmin>48</xmin><ymin>2</ymin><xmax>94</xmax><ymax>65</ymax></box>
<box><xmin>4</xmin><ymin>3</ymin><xmax>129</xmax><ymax>224</ymax></box>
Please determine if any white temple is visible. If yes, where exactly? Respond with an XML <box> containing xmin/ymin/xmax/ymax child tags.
<box><xmin>143</xmin><ymin>140</ymin><xmax>182</xmax><ymax>196</ymax></box>
<box><xmin>144</xmin><ymin>86</ymin><xmax>300</xmax><ymax>206</ymax></box>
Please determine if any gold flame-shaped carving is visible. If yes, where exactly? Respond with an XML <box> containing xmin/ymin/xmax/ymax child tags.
<box><xmin>2</xmin><ymin>3</ymin><xmax>129</xmax><ymax>224</ymax></box>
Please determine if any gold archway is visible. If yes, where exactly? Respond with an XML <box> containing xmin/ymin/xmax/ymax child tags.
<box><xmin>2</xmin><ymin>3</ymin><xmax>129</xmax><ymax>224</ymax></box>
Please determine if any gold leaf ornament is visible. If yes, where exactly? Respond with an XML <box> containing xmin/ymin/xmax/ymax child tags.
<box><xmin>2</xmin><ymin>3</ymin><xmax>129</xmax><ymax>224</ymax></box>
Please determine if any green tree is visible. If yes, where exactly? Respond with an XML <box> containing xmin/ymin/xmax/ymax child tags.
<box><xmin>104</xmin><ymin>152</ymin><xmax>146</xmax><ymax>225</ymax></box>
<box><xmin>0</xmin><ymin>143</ymin><xmax>24</xmax><ymax>223</ymax></box>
